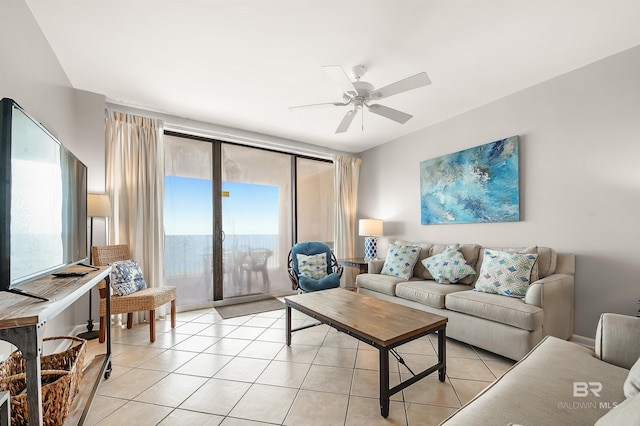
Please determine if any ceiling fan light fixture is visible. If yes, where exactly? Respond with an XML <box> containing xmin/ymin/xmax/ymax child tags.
<box><xmin>352</xmin><ymin>65</ymin><xmax>366</xmax><ymax>80</ymax></box>
<box><xmin>290</xmin><ymin>64</ymin><xmax>430</xmax><ymax>133</ymax></box>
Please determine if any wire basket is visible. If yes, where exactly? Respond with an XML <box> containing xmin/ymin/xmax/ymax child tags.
<box><xmin>0</xmin><ymin>336</ymin><xmax>87</xmax><ymax>425</ymax></box>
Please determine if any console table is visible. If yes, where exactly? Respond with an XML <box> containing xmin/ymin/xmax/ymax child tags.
<box><xmin>0</xmin><ymin>267</ymin><xmax>112</xmax><ymax>425</ymax></box>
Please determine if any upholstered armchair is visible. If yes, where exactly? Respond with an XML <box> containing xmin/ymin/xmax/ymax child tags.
<box><xmin>287</xmin><ymin>241</ymin><xmax>343</xmax><ymax>292</ymax></box>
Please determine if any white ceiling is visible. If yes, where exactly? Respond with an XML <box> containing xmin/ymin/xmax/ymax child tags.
<box><xmin>26</xmin><ymin>0</ymin><xmax>640</xmax><ymax>153</ymax></box>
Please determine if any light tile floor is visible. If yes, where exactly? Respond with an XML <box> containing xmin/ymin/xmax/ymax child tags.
<box><xmin>84</xmin><ymin>304</ymin><xmax>515</xmax><ymax>425</ymax></box>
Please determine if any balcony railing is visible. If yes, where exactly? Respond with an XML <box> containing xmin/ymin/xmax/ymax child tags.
<box><xmin>164</xmin><ymin>234</ymin><xmax>279</xmax><ymax>277</ymax></box>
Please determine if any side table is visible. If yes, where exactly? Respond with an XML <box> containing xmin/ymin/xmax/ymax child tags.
<box><xmin>338</xmin><ymin>258</ymin><xmax>369</xmax><ymax>274</ymax></box>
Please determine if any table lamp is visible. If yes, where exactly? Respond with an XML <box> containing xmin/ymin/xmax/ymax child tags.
<box><xmin>359</xmin><ymin>219</ymin><xmax>383</xmax><ymax>260</ymax></box>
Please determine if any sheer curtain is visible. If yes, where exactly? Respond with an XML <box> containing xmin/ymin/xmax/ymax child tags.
<box><xmin>333</xmin><ymin>155</ymin><xmax>362</xmax><ymax>288</ymax></box>
<box><xmin>105</xmin><ymin>110</ymin><xmax>166</xmax><ymax>320</ymax></box>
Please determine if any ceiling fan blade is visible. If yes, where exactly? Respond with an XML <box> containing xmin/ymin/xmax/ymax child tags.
<box><xmin>289</xmin><ymin>101</ymin><xmax>349</xmax><ymax>111</ymax></box>
<box><xmin>370</xmin><ymin>72</ymin><xmax>431</xmax><ymax>100</ymax></box>
<box><xmin>323</xmin><ymin>65</ymin><xmax>358</xmax><ymax>97</ymax></box>
<box><xmin>367</xmin><ymin>104</ymin><xmax>413</xmax><ymax>124</ymax></box>
<box><xmin>335</xmin><ymin>109</ymin><xmax>356</xmax><ymax>133</ymax></box>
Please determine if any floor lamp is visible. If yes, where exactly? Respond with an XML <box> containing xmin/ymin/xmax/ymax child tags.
<box><xmin>78</xmin><ymin>193</ymin><xmax>112</xmax><ymax>340</ymax></box>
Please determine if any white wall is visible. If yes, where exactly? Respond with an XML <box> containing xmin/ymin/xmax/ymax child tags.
<box><xmin>0</xmin><ymin>0</ymin><xmax>106</xmax><ymax>352</ymax></box>
<box><xmin>358</xmin><ymin>45</ymin><xmax>640</xmax><ymax>339</ymax></box>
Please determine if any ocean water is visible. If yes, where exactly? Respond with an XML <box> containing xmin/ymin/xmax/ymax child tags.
<box><xmin>164</xmin><ymin>234</ymin><xmax>278</xmax><ymax>277</ymax></box>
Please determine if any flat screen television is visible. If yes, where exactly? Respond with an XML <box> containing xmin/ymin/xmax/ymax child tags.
<box><xmin>0</xmin><ymin>98</ymin><xmax>88</xmax><ymax>301</ymax></box>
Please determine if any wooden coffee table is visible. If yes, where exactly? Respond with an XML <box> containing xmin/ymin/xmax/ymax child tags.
<box><xmin>285</xmin><ymin>288</ymin><xmax>447</xmax><ymax>417</ymax></box>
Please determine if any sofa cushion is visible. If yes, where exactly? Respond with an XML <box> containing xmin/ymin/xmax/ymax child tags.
<box><xmin>535</xmin><ymin>247</ymin><xmax>556</xmax><ymax>278</ymax></box>
<box><xmin>440</xmin><ymin>336</ymin><xmax>628</xmax><ymax>425</ymax></box>
<box><xmin>445</xmin><ymin>290</ymin><xmax>544</xmax><ymax>331</ymax></box>
<box><xmin>355</xmin><ymin>273</ymin><xmax>408</xmax><ymax>296</ymax></box>
<box><xmin>624</xmin><ymin>356</ymin><xmax>640</xmax><ymax>398</ymax></box>
<box><xmin>380</xmin><ymin>243</ymin><xmax>421</xmax><ymax>280</ymax></box>
<box><xmin>396</xmin><ymin>281</ymin><xmax>472</xmax><ymax>309</ymax></box>
<box><xmin>475</xmin><ymin>248</ymin><xmax>539</xmax><ymax>298</ymax></box>
<box><xmin>430</xmin><ymin>244</ymin><xmax>481</xmax><ymax>284</ymax></box>
<box><xmin>395</xmin><ymin>240</ymin><xmax>432</xmax><ymax>279</ymax></box>
<box><xmin>595</xmin><ymin>393</ymin><xmax>640</xmax><ymax>426</ymax></box>
<box><xmin>422</xmin><ymin>244</ymin><xmax>476</xmax><ymax>284</ymax></box>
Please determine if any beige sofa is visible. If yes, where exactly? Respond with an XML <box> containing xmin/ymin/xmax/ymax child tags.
<box><xmin>356</xmin><ymin>242</ymin><xmax>575</xmax><ymax>360</ymax></box>
<box><xmin>440</xmin><ymin>313</ymin><xmax>640</xmax><ymax>425</ymax></box>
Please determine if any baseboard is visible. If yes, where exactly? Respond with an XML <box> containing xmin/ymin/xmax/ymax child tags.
<box><xmin>570</xmin><ymin>334</ymin><xmax>595</xmax><ymax>349</ymax></box>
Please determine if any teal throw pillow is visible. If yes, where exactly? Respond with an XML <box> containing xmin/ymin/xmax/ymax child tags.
<box><xmin>296</xmin><ymin>252</ymin><xmax>328</xmax><ymax>279</ymax></box>
<box><xmin>422</xmin><ymin>244</ymin><xmax>476</xmax><ymax>284</ymax></box>
<box><xmin>380</xmin><ymin>244</ymin><xmax>421</xmax><ymax>280</ymax></box>
<box><xmin>474</xmin><ymin>248</ymin><xmax>538</xmax><ymax>298</ymax></box>
<box><xmin>298</xmin><ymin>272</ymin><xmax>340</xmax><ymax>292</ymax></box>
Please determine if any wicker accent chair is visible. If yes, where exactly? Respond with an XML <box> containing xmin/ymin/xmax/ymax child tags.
<box><xmin>287</xmin><ymin>241</ymin><xmax>343</xmax><ymax>292</ymax></box>
<box><xmin>92</xmin><ymin>244</ymin><xmax>177</xmax><ymax>343</ymax></box>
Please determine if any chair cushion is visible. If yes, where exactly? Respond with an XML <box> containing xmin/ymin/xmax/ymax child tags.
<box><xmin>445</xmin><ymin>290</ymin><xmax>543</xmax><ymax>331</ymax></box>
<box><xmin>296</xmin><ymin>252</ymin><xmax>328</xmax><ymax>279</ymax></box>
<box><xmin>99</xmin><ymin>286</ymin><xmax>177</xmax><ymax>316</ymax></box>
<box><xmin>380</xmin><ymin>243</ymin><xmax>421</xmax><ymax>280</ymax></box>
<box><xmin>355</xmin><ymin>273</ymin><xmax>408</xmax><ymax>296</ymax></box>
<box><xmin>396</xmin><ymin>281</ymin><xmax>472</xmax><ymax>309</ymax></box>
<box><xmin>110</xmin><ymin>260</ymin><xmax>147</xmax><ymax>296</ymax></box>
<box><xmin>299</xmin><ymin>273</ymin><xmax>340</xmax><ymax>292</ymax></box>
<box><xmin>422</xmin><ymin>244</ymin><xmax>476</xmax><ymax>284</ymax></box>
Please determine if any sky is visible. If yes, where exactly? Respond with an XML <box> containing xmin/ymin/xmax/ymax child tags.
<box><xmin>164</xmin><ymin>176</ymin><xmax>280</xmax><ymax>236</ymax></box>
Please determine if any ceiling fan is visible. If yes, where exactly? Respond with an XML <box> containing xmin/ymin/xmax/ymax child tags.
<box><xmin>290</xmin><ymin>65</ymin><xmax>431</xmax><ymax>133</ymax></box>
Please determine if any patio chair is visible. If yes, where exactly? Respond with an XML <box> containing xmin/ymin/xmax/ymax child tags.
<box><xmin>92</xmin><ymin>244</ymin><xmax>177</xmax><ymax>343</ymax></box>
<box><xmin>287</xmin><ymin>241</ymin><xmax>343</xmax><ymax>292</ymax></box>
<box><xmin>241</xmin><ymin>248</ymin><xmax>273</xmax><ymax>291</ymax></box>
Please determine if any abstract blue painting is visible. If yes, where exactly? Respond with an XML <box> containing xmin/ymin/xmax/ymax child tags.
<box><xmin>420</xmin><ymin>136</ymin><xmax>520</xmax><ymax>225</ymax></box>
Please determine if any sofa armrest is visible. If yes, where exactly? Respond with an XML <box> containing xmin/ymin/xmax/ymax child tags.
<box><xmin>524</xmin><ymin>273</ymin><xmax>574</xmax><ymax>339</ymax></box>
<box><xmin>595</xmin><ymin>313</ymin><xmax>640</xmax><ymax>370</ymax></box>
<box><xmin>367</xmin><ymin>259</ymin><xmax>385</xmax><ymax>274</ymax></box>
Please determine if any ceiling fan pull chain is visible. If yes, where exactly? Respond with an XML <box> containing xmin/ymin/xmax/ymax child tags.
<box><xmin>361</xmin><ymin>107</ymin><xmax>364</xmax><ymax>131</ymax></box>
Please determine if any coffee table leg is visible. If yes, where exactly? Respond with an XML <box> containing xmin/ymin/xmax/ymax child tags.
<box><xmin>379</xmin><ymin>348</ymin><xmax>390</xmax><ymax>418</ymax></box>
<box><xmin>286</xmin><ymin>304</ymin><xmax>292</xmax><ymax>346</ymax></box>
<box><xmin>438</xmin><ymin>327</ymin><xmax>446</xmax><ymax>382</ymax></box>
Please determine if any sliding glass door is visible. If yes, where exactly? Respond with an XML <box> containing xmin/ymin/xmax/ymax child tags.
<box><xmin>163</xmin><ymin>132</ymin><xmax>333</xmax><ymax>308</ymax></box>
<box><xmin>163</xmin><ymin>135</ymin><xmax>214</xmax><ymax>307</ymax></box>
<box><xmin>221</xmin><ymin>144</ymin><xmax>292</xmax><ymax>298</ymax></box>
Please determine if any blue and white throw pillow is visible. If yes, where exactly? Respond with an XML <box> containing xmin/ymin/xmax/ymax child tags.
<box><xmin>380</xmin><ymin>244</ymin><xmax>421</xmax><ymax>280</ymax></box>
<box><xmin>422</xmin><ymin>244</ymin><xmax>476</xmax><ymax>284</ymax></box>
<box><xmin>110</xmin><ymin>259</ymin><xmax>147</xmax><ymax>296</ymax></box>
<box><xmin>296</xmin><ymin>253</ymin><xmax>328</xmax><ymax>280</ymax></box>
<box><xmin>474</xmin><ymin>248</ymin><xmax>538</xmax><ymax>298</ymax></box>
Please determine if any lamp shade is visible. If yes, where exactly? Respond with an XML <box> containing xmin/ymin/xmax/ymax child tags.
<box><xmin>87</xmin><ymin>193</ymin><xmax>112</xmax><ymax>218</ymax></box>
<box><xmin>359</xmin><ymin>219</ymin><xmax>383</xmax><ymax>236</ymax></box>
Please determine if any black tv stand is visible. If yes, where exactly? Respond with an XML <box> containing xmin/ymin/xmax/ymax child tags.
<box><xmin>2</xmin><ymin>287</ymin><xmax>49</xmax><ymax>302</ymax></box>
